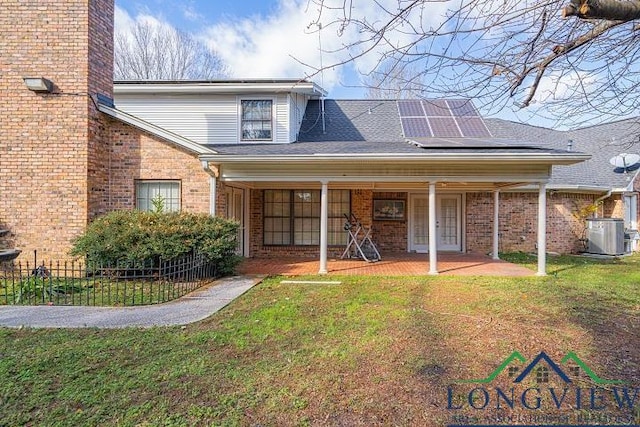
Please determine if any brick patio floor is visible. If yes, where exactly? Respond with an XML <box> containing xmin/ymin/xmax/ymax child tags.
<box><xmin>237</xmin><ymin>253</ymin><xmax>534</xmax><ymax>276</ymax></box>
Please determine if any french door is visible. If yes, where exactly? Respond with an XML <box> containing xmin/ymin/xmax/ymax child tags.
<box><xmin>409</xmin><ymin>194</ymin><xmax>462</xmax><ymax>252</ymax></box>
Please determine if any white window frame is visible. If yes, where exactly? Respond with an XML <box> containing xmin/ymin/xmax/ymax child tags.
<box><xmin>238</xmin><ymin>96</ymin><xmax>276</xmax><ymax>142</ymax></box>
<box><xmin>135</xmin><ymin>180</ymin><xmax>181</xmax><ymax>212</ymax></box>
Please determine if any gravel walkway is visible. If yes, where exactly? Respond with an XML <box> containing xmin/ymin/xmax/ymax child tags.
<box><xmin>0</xmin><ymin>275</ymin><xmax>263</xmax><ymax>329</ymax></box>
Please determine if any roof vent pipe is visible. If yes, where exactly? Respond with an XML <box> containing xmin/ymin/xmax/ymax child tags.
<box><xmin>321</xmin><ymin>97</ymin><xmax>326</xmax><ymax>134</ymax></box>
<box><xmin>567</xmin><ymin>139</ymin><xmax>573</xmax><ymax>151</ymax></box>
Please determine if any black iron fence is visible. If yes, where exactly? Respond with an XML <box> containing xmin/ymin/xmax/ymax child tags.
<box><xmin>0</xmin><ymin>251</ymin><xmax>219</xmax><ymax>306</ymax></box>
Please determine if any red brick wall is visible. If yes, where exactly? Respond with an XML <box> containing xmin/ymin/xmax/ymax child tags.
<box><xmin>372</xmin><ymin>192</ymin><xmax>407</xmax><ymax>252</ymax></box>
<box><xmin>352</xmin><ymin>190</ymin><xmax>373</xmax><ymax>229</ymax></box>
<box><xmin>248</xmin><ymin>189</ymin><xmax>407</xmax><ymax>257</ymax></box>
<box><xmin>466</xmin><ymin>192</ymin><xmax>599</xmax><ymax>254</ymax></box>
<box><xmin>603</xmin><ymin>195</ymin><xmax>624</xmax><ymax>219</ymax></box>
<box><xmin>87</xmin><ymin>0</ymin><xmax>115</xmax><ymax>222</ymax></box>
<box><xmin>105</xmin><ymin>120</ymin><xmax>211</xmax><ymax>214</ymax></box>
<box><xmin>0</xmin><ymin>0</ymin><xmax>113</xmax><ymax>260</ymax></box>
<box><xmin>247</xmin><ymin>189</ymin><xmax>602</xmax><ymax>258</ymax></box>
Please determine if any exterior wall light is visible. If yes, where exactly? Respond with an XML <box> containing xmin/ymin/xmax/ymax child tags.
<box><xmin>23</xmin><ymin>77</ymin><xmax>53</xmax><ymax>93</ymax></box>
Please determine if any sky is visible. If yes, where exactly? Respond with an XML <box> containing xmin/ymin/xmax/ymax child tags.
<box><xmin>112</xmin><ymin>0</ymin><xmax>617</xmax><ymax>129</ymax></box>
<box><xmin>115</xmin><ymin>0</ymin><xmax>370</xmax><ymax>99</ymax></box>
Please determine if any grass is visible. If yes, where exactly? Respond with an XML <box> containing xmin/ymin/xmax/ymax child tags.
<box><xmin>0</xmin><ymin>253</ymin><xmax>638</xmax><ymax>426</ymax></box>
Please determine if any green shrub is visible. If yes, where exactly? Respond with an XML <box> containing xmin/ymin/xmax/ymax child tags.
<box><xmin>70</xmin><ymin>211</ymin><xmax>241</xmax><ymax>275</ymax></box>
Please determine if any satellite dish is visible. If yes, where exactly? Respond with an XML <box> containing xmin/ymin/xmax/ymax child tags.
<box><xmin>609</xmin><ymin>153</ymin><xmax>640</xmax><ymax>171</ymax></box>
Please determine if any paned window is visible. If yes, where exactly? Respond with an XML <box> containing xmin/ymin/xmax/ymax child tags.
<box><xmin>263</xmin><ymin>190</ymin><xmax>350</xmax><ymax>246</ymax></box>
<box><xmin>241</xmin><ymin>100</ymin><xmax>272</xmax><ymax>140</ymax></box>
<box><xmin>136</xmin><ymin>181</ymin><xmax>180</xmax><ymax>212</ymax></box>
<box><xmin>264</xmin><ymin>190</ymin><xmax>291</xmax><ymax>245</ymax></box>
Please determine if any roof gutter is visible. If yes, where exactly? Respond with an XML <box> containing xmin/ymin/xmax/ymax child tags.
<box><xmin>114</xmin><ymin>81</ymin><xmax>326</xmax><ymax>97</ymax></box>
<box><xmin>512</xmin><ymin>184</ymin><xmax>612</xmax><ymax>193</ymax></box>
<box><xmin>199</xmin><ymin>152</ymin><xmax>590</xmax><ymax>165</ymax></box>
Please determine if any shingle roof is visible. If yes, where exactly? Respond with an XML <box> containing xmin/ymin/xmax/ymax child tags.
<box><xmin>297</xmin><ymin>99</ymin><xmax>405</xmax><ymax>142</ymax></box>
<box><xmin>208</xmin><ymin>99</ymin><xmax>573</xmax><ymax>156</ymax></box>
<box><xmin>207</xmin><ymin>98</ymin><xmax>640</xmax><ymax>191</ymax></box>
<box><xmin>485</xmin><ymin>118</ymin><xmax>640</xmax><ymax>190</ymax></box>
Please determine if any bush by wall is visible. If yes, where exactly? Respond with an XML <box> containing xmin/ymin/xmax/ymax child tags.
<box><xmin>70</xmin><ymin>211</ymin><xmax>241</xmax><ymax>275</ymax></box>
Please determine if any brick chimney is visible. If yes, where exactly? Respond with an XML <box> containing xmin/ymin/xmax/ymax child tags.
<box><xmin>0</xmin><ymin>0</ymin><xmax>115</xmax><ymax>260</ymax></box>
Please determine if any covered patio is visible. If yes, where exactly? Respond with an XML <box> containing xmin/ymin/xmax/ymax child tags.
<box><xmin>237</xmin><ymin>252</ymin><xmax>534</xmax><ymax>277</ymax></box>
<box><xmin>201</xmin><ymin>98</ymin><xmax>589</xmax><ymax>277</ymax></box>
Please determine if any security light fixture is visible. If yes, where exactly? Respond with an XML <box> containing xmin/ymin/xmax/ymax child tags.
<box><xmin>23</xmin><ymin>77</ymin><xmax>53</xmax><ymax>93</ymax></box>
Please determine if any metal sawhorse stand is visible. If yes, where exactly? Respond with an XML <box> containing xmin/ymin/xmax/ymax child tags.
<box><xmin>340</xmin><ymin>214</ymin><xmax>381</xmax><ymax>262</ymax></box>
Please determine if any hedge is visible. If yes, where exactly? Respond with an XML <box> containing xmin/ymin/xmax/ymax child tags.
<box><xmin>70</xmin><ymin>211</ymin><xmax>241</xmax><ymax>275</ymax></box>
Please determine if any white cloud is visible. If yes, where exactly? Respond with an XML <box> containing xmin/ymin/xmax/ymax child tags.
<box><xmin>531</xmin><ymin>70</ymin><xmax>596</xmax><ymax>104</ymax></box>
<box><xmin>114</xmin><ymin>5</ymin><xmax>135</xmax><ymax>35</ymax></box>
<box><xmin>201</xmin><ymin>1</ymin><xmax>342</xmax><ymax>88</ymax></box>
<box><xmin>200</xmin><ymin>0</ymin><xmax>450</xmax><ymax>95</ymax></box>
<box><xmin>115</xmin><ymin>2</ymin><xmax>451</xmax><ymax>95</ymax></box>
<box><xmin>115</xmin><ymin>6</ymin><xmax>172</xmax><ymax>36</ymax></box>
<box><xmin>182</xmin><ymin>3</ymin><xmax>204</xmax><ymax>22</ymax></box>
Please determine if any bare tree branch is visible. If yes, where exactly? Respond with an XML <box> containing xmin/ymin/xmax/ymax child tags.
<box><xmin>115</xmin><ymin>21</ymin><xmax>227</xmax><ymax>81</ymax></box>
<box><xmin>304</xmin><ymin>0</ymin><xmax>640</xmax><ymax>127</ymax></box>
<box><xmin>563</xmin><ymin>0</ymin><xmax>640</xmax><ymax>20</ymax></box>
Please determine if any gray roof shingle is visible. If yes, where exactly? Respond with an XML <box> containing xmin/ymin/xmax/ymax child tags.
<box><xmin>485</xmin><ymin>118</ymin><xmax>640</xmax><ymax>190</ymax></box>
<box><xmin>298</xmin><ymin>99</ymin><xmax>404</xmax><ymax>142</ymax></box>
<box><xmin>206</xmin><ymin>98</ymin><xmax>640</xmax><ymax>191</ymax></box>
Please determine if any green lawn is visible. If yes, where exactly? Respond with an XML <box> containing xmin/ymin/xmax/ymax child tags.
<box><xmin>0</xmin><ymin>254</ymin><xmax>638</xmax><ymax>426</ymax></box>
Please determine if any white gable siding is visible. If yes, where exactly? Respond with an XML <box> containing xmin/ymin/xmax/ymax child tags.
<box><xmin>114</xmin><ymin>93</ymin><xmax>297</xmax><ymax>144</ymax></box>
<box><xmin>275</xmin><ymin>94</ymin><xmax>290</xmax><ymax>143</ymax></box>
<box><xmin>289</xmin><ymin>93</ymin><xmax>308</xmax><ymax>142</ymax></box>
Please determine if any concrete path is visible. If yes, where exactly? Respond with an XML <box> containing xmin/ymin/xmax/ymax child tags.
<box><xmin>0</xmin><ymin>275</ymin><xmax>263</xmax><ymax>329</ymax></box>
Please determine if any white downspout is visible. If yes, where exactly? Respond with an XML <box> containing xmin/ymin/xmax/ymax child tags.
<box><xmin>594</xmin><ymin>190</ymin><xmax>612</xmax><ymax>218</ymax></box>
<box><xmin>201</xmin><ymin>161</ymin><xmax>218</xmax><ymax>216</ymax></box>
<box><xmin>536</xmin><ymin>183</ymin><xmax>547</xmax><ymax>276</ymax></box>
<box><xmin>428</xmin><ymin>182</ymin><xmax>438</xmax><ymax>275</ymax></box>
<box><xmin>319</xmin><ymin>181</ymin><xmax>329</xmax><ymax>274</ymax></box>
<box><xmin>493</xmin><ymin>190</ymin><xmax>500</xmax><ymax>260</ymax></box>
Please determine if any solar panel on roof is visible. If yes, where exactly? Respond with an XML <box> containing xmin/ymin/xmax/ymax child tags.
<box><xmin>397</xmin><ymin>99</ymin><xmax>490</xmax><ymax>139</ymax></box>
<box><xmin>401</xmin><ymin>117</ymin><xmax>431</xmax><ymax>137</ymax></box>
<box><xmin>397</xmin><ymin>100</ymin><xmax>424</xmax><ymax>117</ymax></box>
<box><xmin>447</xmin><ymin>99</ymin><xmax>479</xmax><ymax>117</ymax></box>
<box><xmin>421</xmin><ymin>100</ymin><xmax>451</xmax><ymax>116</ymax></box>
<box><xmin>457</xmin><ymin>117</ymin><xmax>492</xmax><ymax>138</ymax></box>
<box><xmin>428</xmin><ymin>117</ymin><xmax>462</xmax><ymax>138</ymax></box>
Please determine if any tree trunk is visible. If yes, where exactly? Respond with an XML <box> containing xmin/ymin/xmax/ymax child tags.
<box><xmin>563</xmin><ymin>0</ymin><xmax>640</xmax><ymax>21</ymax></box>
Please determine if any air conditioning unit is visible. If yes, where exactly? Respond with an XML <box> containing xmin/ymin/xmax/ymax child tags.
<box><xmin>586</xmin><ymin>218</ymin><xmax>625</xmax><ymax>255</ymax></box>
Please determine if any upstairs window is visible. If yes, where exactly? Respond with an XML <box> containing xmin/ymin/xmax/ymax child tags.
<box><xmin>136</xmin><ymin>180</ymin><xmax>181</xmax><ymax>212</ymax></box>
<box><xmin>241</xmin><ymin>100</ymin><xmax>273</xmax><ymax>141</ymax></box>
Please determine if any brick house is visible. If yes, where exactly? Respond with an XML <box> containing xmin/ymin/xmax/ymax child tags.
<box><xmin>2</xmin><ymin>0</ymin><xmax>639</xmax><ymax>276</ymax></box>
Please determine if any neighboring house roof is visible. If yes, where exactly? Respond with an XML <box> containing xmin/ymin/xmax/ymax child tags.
<box><xmin>486</xmin><ymin>118</ymin><xmax>640</xmax><ymax>192</ymax></box>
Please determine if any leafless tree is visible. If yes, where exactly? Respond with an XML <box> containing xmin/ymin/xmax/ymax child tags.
<box><xmin>364</xmin><ymin>62</ymin><xmax>424</xmax><ymax>99</ymax></box>
<box><xmin>115</xmin><ymin>21</ymin><xmax>227</xmax><ymax>80</ymax></box>
<box><xmin>306</xmin><ymin>0</ymin><xmax>640</xmax><ymax>127</ymax></box>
